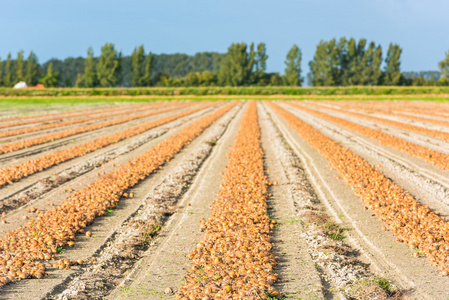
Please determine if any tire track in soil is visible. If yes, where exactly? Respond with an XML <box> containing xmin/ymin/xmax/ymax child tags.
<box><xmin>266</xmin><ymin>102</ymin><xmax>449</xmax><ymax>299</ymax></box>
<box><xmin>0</xmin><ymin>105</ymin><xmax>221</xmax><ymax>216</ymax></box>
<box><xmin>0</xmin><ymin>102</ymin><xmax>195</xmax><ymax>154</ymax></box>
<box><xmin>280</xmin><ymin>103</ymin><xmax>449</xmax><ymax>218</ymax></box>
<box><xmin>258</xmin><ymin>103</ymin><xmax>324</xmax><ymax>299</ymax></box>
<box><xmin>0</xmin><ymin>102</ymin><xmax>152</xmax><ymax>131</ymax></box>
<box><xmin>55</xmin><ymin>104</ymin><xmax>242</xmax><ymax>300</ymax></box>
<box><xmin>261</xmin><ymin>104</ymin><xmax>405</xmax><ymax>299</ymax></box>
<box><xmin>0</xmin><ymin>104</ymin><xmax>225</xmax><ymax>238</ymax></box>
<box><xmin>317</xmin><ymin>101</ymin><xmax>449</xmax><ymax>131</ymax></box>
<box><xmin>0</xmin><ymin>102</ymin><xmax>190</xmax><ymax>166</ymax></box>
<box><xmin>0</xmin><ymin>104</ymin><xmax>208</xmax><ymax>208</ymax></box>
<box><xmin>103</xmin><ymin>103</ymin><xmax>245</xmax><ymax>300</ymax></box>
<box><xmin>0</xmin><ymin>103</ymin><xmax>216</xmax><ymax>189</ymax></box>
<box><xmin>0</xmin><ymin>102</ymin><xmax>172</xmax><ymax>139</ymax></box>
<box><xmin>293</xmin><ymin>102</ymin><xmax>449</xmax><ymax>156</ymax></box>
<box><xmin>286</xmin><ymin>102</ymin><xmax>449</xmax><ymax>170</ymax></box>
<box><xmin>0</xmin><ymin>102</ymin><xmax>129</xmax><ymax>124</ymax></box>
<box><xmin>0</xmin><ymin>102</ymin><xmax>172</xmax><ymax>145</ymax></box>
<box><xmin>0</xmin><ymin>103</ymin><xmax>236</xmax><ymax>299</ymax></box>
<box><xmin>307</xmin><ymin>102</ymin><xmax>449</xmax><ymax>142</ymax></box>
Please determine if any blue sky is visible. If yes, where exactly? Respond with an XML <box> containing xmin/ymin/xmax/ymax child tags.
<box><xmin>1</xmin><ymin>0</ymin><xmax>448</xmax><ymax>75</ymax></box>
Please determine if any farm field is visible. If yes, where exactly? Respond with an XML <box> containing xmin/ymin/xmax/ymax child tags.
<box><xmin>0</xmin><ymin>99</ymin><xmax>448</xmax><ymax>299</ymax></box>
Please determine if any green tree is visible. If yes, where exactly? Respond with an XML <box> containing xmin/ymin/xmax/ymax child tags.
<box><xmin>39</xmin><ymin>62</ymin><xmax>60</xmax><ymax>87</ymax></box>
<box><xmin>4</xmin><ymin>53</ymin><xmax>13</xmax><ymax>87</ymax></box>
<box><xmin>82</xmin><ymin>47</ymin><xmax>97</xmax><ymax>87</ymax></box>
<box><xmin>185</xmin><ymin>72</ymin><xmax>201</xmax><ymax>86</ymax></box>
<box><xmin>309</xmin><ymin>39</ymin><xmax>340</xmax><ymax>86</ymax></box>
<box><xmin>201</xmin><ymin>70</ymin><xmax>215</xmax><ymax>86</ymax></box>
<box><xmin>342</xmin><ymin>38</ymin><xmax>367</xmax><ymax>85</ymax></box>
<box><xmin>284</xmin><ymin>44</ymin><xmax>303</xmax><ymax>86</ymax></box>
<box><xmin>15</xmin><ymin>50</ymin><xmax>25</xmax><ymax>82</ymax></box>
<box><xmin>25</xmin><ymin>51</ymin><xmax>40</xmax><ymax>86</ymax></box>
<box><xmin>383</xmin><ymin>43</ymin><xmax>402</xmax><ymax>85</ymax></box>
<box><xmin>439</xmin><ymin>50</ymin><xmax>449</xmax><ymax>79</ymax></box>
<box><xmin>97</xmin><ymin>43</ymin><xmax>121</xmax><ymax>87</ymax></box>
<box><xmin>218</xmin><ymin>42</ymin><xmax>261</xmax><ymax>86</ymax></box>
<box><xmin>75</xmin><ymin>73</ymin><xmax>83</xmax><ymax>87</ymax></box>
<box><xmin>0</xmin><ymin>58</ymin><xmax>2</xmax><ymax>86</ymax></box>
<box><xmin>131</xmin><ymin>45</ymin><xmax>145</xmax><ymax>87</ymax></box>
<box><xmin>141</xmin><ymin>52</ymin><xmax>155</xmax><ymax>86</ymax></box>
<box><xmin>360</xmin><ymin>42</ymin><xmax>383</xmax><ymax>85</ymax></box>
<box><xmin>252</xmin><ymin>43</ymin><xmax>268</xmax><ymax>84</ymax></box>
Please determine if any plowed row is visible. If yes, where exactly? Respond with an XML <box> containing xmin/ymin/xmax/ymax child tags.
<box><xmin>0</xmin><ymin>102</ymin><xmax>217</xmax><ymax>188</ymax></box>
<box><xmin>325</xmin><ymin>100</ymin><xmax>449</xmax><ymax>119</ymax></box>
<box><xmin>0</xmin><ymin>102</ymin><xmax>195</xmax><ymax>154</ymax></box>
<box><xmin>177</xmin><ymin>102</ymin><xmax>277</xmax><ymax>299</ymax></box>
<box><xmin>328</xmin><ymin>102</ymin><xmax>449</xmax><ymax>128</ymax></box>
<box><xmin>287</xmin><ymin>102</ymin><xmax>449</xmax><ymax>170</ymax></box>
<box><xmin>0</xmin><ymin>99</ymin><xmax>448</xmax><ymax>299</ymax></box>
<box><xmin>270</xmin><ymin>102</ymin><xmax>449</xmax><ymax>275</ymax></box>
<box><xmin>0</xmin><ymin>102</ymin><xmax>235</xmax><ymax>287</ymax></box>
<box><xmin>308</xmin><ymin>102</ymin><xmax>449</xmax><ymax>142</ymax></box>
<box><xmin>0</xmin><ymin>102</ymin><xmax>172</xmax><ymax>138</ymax></box>
<box><xmin>0</xmin><ymin>102</ymin><xmax>154</xmax><ymax>130</ymax></box>
<box><xmin>0</xmin><ymin>103</ymin><xmax>123</xmax><ymax>124</ymax></box>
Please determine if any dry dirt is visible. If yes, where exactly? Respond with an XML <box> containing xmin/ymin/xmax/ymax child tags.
<box><xmin>0</xmin><ymin>100</ymin><xmax>448</xmax><ymax>299</ymax></box>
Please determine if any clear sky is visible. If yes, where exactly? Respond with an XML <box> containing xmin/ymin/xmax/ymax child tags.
<box><xmin>1</xmin><ymin>0</ymin><xmax>448</xmax><ymax>75</ymax></box>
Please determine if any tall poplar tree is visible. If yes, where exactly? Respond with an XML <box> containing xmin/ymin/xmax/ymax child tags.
<box><xmin>284</xmin><ymin>44</ymin><xmax>303</xmax><ymax>86</ymax></box>
<box><xmin>383</xmin><ymin>43</ymin><xmax>402</xmax><ymax>85</ymax></box>
<box><xmin>342</xmin><ymin>38</ymin><xmax>366</xmax><ymax>85</ymax></box>
<box><xmin>82</xmin><ymin>47</ymin><xmax>97</xmax><ymax>87</ymax></box>
<box><xmin>360</xmin><ymin>42</ymin><xmax>383</xmax><ymax>85</ymax></box>
<box><xmin>309</xmin><ymin>39</ymin><xmax>340</xmax><ymax>86</ymax></box>
<box><xmin>25</xmin><ymin>51</ymin><xmax>40</xmax><ymax>86</ymax></box>
<box><xmin>0</xmin><ymin>58</ymin><xmax>3</xmax><ymax>86</ymax></box>
<box><xmin>15</xmin><ymin>50</ymin><xmax>25</xmax><ymax>82</ymax></box>
<box><xmin>4</xmin><ymin>53</ymin><xmax>13</xmax><ymax>87</ymax></box>
<box><xmin>252</xmin><ymin>43</ymin><xmax>268</xmax><ymax>84</ymax></box>
<box><xmin>439</xmin><ymin>50</ymin><xmax>449</xmax><ymax>79</ymax></box>
<box><xmin>131</xmin><ymin>45</ymin><xmax>145</xmax><ymax>87</ymax></box>
<box><xmin>97</xmin><ymin>43</ymin><xmax>121</xmax><ymax>87</ymax></box>
<box><xmin>39</xmin><ymin>62</ymin><xmax>60</xmax><ymax>87</ymax></box>
<box><xmin>218</xmin><ymin>42</ymin><xmax>265</xmax><ymax>86</ymax></box>
<box><xmin>141</xmin><ymin>52</ymin><xmax>155</xmax><ymax>86</ymax></box>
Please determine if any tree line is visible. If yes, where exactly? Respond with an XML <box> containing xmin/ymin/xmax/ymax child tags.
<box><xmin>1</xmin><ymin>39</ymin><xmax>448</xmax><ymax>87</ymax></box>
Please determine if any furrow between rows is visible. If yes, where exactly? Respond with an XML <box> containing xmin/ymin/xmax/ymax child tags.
<box><xmin>270</xmin><ymin>102</ymin><xmax>449</xmax><ymax>275</ymax></box>
<box><xmin>0</xmin><ymin>105</ymin><xmax>219</xmax><ymax>216</ymax></box>
<box><xmin>287</xmin><ymin>102</ymin><xmax>449</xmax><ymax>170</ymax></box>
<box><xmin>0</xmin><ymin>102</ymin><xmax>154</xmax><ymax>131</ymax></box>
<box><xmin>309</xmin><ymin>102</ymin><xmax>449</xmax><ymax>142</ymax></box>
<box><xmin>0</xmin><ymin>102</ymin><xmax>236</xmax><ymax>288</ymax></box>
<box><xmin>0</xmin><ymin>101</ymin><xmax>195</xmax><ymax>154</ymax></box>
<box><xmin>54</xmin><ymin>103</ymin><xmax>242</xmax><ymax>300</ymax></box>
<box><xmin>0</xmin><ymin>101</ymin><xmax>178</xmax><ymax>139</ymax></box>
<box><xmin>177</xmin><ymin>102</ymin><xmax>278</xmax><ymax>299</ymax></box>
<box><xmin>0</xmin><ymin>102</ymin><xmax>217</xmax><ymax>188</ymax></box>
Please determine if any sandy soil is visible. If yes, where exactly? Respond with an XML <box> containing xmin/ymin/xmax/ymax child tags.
<box><xmin>0</xmin><ymin>100</ymin><xmax>448</xmax><ymax>299</ymax></box>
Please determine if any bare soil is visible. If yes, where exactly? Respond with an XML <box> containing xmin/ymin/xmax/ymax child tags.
<box><xmin>0</xmin><ymin>100</ymin><xmax>448</xmax><ymax>299</ymax></box>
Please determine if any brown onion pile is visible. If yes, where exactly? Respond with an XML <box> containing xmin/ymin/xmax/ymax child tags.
<box><xmin>271</xmin><ymin>102</ymin><xmax>449</xmax><ymax>275</ymax></box>
<box><xmin>0</xmin><ymin>102</ymin><xmax>196</xmax><ymax>154</ymax></box>
<box><xmin>309</xmin><ymin>102</ymin><xmax>449</xmax><ymax>142</ymax></box>
<box><xmin>0</xmin><ymin>102</ymin><xmax>155</xmax><ymax>131</ymax></box>
<box><xmin>0</xmin><ymin>102</ymin><xmax>217</xmax><ymax>188</ymax></box>
<box><xmin>0</xmin><ymin>102</ymin><xmax>235</xmax><ymax>287</ymax></box>
<box><xmin>287</xmin><ymin>102</ymin><xmax>449</xmax><ymax>170</ymax></box>
<box><xmin>177</xmin><ymin>102</ymin><xmax>278</xmax><ymax>299</ymax></box>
